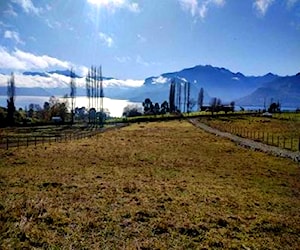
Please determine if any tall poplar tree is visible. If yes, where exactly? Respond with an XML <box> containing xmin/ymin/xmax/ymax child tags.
<box><xmin>7</xmin><ymin>72</ymin><xmax>16</xmax><ymax>125</ymax></box>
<box><xmin>70</xmin><ymin>68</ymin><xmax>76</xmax><ymax>124</ymax></box>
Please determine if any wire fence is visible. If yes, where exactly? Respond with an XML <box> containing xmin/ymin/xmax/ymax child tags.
<box><xmin>0</xmin><ymin>123</ymin><xmax>127</xmax><ymax>150</ymax></box>
<box><xmin>211</xmin><ymin>124</ymin><xmax>300</xmax><ymax>152</ymax></box>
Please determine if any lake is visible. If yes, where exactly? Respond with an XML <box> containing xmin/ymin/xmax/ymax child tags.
<box><xmin>0</xmin><ymin>96</ymin><xmax>141</xmax><ymax>117</ymax></box>
<box><xmin>0</xmin><ymin>96</ymin><xmax>297</xmax><ymax>118</ymax></box>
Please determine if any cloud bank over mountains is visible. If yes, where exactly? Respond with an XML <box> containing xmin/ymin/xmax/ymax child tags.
<box><xmin>0</xmin><ymin>47</ymin><xmax>70</xmax><ymax>71</ymax></box>
<box><xmin>1</xmin><ymin>0</ymin><xmax>299</xmax><ymax>79</ymax></box>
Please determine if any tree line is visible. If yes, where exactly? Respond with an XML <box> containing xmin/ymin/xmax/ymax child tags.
<box><xmin>0</xmin><ymin>66</ymin><xmax>106</xmax><ymax>127</ymax></box>
<box><xmin>123</xmin><ymin>78</ymin><xmax>235</xmax><ymax>117</ymax></box>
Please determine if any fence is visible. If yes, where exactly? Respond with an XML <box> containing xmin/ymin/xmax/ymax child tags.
<box><xmin>0</xmin><ymin>123</ymin><xmax>127</xmax><ymax>150</ymax></box>
<box><xmin>214</xmin><ymin>125</ymin><xmax>300</xmax><ymax>152</ymax></box>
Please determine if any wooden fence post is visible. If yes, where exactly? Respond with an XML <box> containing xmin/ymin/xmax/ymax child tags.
<box><xmin>27</xmin><ymin>137</ymin><xmax>29</xmax><ymax>147</ymax></box>
<box><xmin>6</xmin><ymin>138</ymin><xmax>9</xmax><ymax>150</ymax></box>
<box><xmin>272</xmin><ymin>134</ymin><xmax>274</xmax><ymax>145</ymax></box>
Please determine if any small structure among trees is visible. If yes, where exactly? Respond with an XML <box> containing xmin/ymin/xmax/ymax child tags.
<box><xmin>122</xmin><ymin>104</ymin><xmax>143</xmax><ymax>117</ymax></box>
<box><xmin>200</xmin><ymin>98</ymin><xmax>235</xmax><ymax>115</ymax></box>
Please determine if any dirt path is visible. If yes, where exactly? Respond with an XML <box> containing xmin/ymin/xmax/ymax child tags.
<box><xmin>189</xmin><ymin>118</ymin><xmax>300</xmax><ymax>163</ymax></box>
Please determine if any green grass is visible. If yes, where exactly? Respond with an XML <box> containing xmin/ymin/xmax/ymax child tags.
<box><xmin>0</xmin><ymin>121</ymin><xmax>299</xmax><ymax>249</ymax></box>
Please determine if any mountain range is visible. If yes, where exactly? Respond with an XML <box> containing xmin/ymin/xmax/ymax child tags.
<box><xmin>0</xmin><ymin>65</ymin><xmax>299</xmax><ymax>108</ymax></box>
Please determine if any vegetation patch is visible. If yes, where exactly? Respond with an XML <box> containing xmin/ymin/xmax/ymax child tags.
<box><xmin>0</xmin><ymin>120</ymin><xmax>299</xmax><ymax>249</ymax></box>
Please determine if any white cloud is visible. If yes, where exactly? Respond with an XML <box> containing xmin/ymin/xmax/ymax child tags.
<box><xmin>11</xmin><ymin>0</ymin><xmax>41</xmax><ymax>15</ymax></box>
<box><xmin>286</xmin><ymin>0</ymin><xmax>299</xmax><ymax>8</ymax></box>
<box><xmin>87</xmin><ymin>0</ymin><xmax>140</xmax><ymax>13</ymax></box>
<box><xmin>3</xmin><ymin>4</ymin><xmax>18</xmax><ymax>17</ymax></box>
<box><xmin>99</xmin><ymin>32</ymin><xmax>114</xmax><ymax>47</ymax></box>
<box><xmin>45</xmin><ymin>19</ymin><xmax>62</xmax><ymax>29</ymax></box>
<box><xmin>4</xmin><ymin>30</ymin><xmax>24</xmax><ymax>45</ymax></box>
<box><xmin>0</xmin><ymin>72</ymin><xmax>144</xmax><ymax>88</ymax></box>
<box><xmin>115</xmin><ymin>56</ymin><xmax>131</xmax><ymax>63</ymax></box>
<box><xmin>179</xmin><ymin>0</ymin><xmax>225</xmax><ymax>19</ymax></box>
<box><xmin>136</xmin><ymin>55</ymin><xmax>150</xmax><ymax>67</ymax></box>
<box><xmin>104</xmin><ymin>78</ymin><xmax>144</xmax><ymax>87</ymax></box>
<box><xmin>76</xmin><ymin>66</ymin><xmax>89</xmax><ymax>77</ymax></box>
<box><xmin>152</xmin><ymin>76</ymin><xmax>169</xmax><ymax>85</ymax></box>
<box><xmin>253</xmin><ymin>0</ymin><xmax>274</xmax><ymax>16</ymax></box>
<box><xmin>0</xmin><ymin>46</ymin><xmax>71</xmax><ymax>71</ymax></box>
<box><xmin>137</xmin><ymin>34</ymin><xmax>147</xmax><ymax>43</ymax></box>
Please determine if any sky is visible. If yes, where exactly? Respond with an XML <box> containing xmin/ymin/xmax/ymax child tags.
<box><xmin>0</xmin><ymin>0</ymin><xmax>299</xmax><ymax>79</ymax></box>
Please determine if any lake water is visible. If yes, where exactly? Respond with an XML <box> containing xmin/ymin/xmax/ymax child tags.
<box><xmin>0</xmin><ymin>96</ymin><xmax>297</xmax><ymax>117</ymax></box>
<box><xmin>0</xmin><ymin>96</ymin><xmax>141</xmax><ymax>117</ymax></box>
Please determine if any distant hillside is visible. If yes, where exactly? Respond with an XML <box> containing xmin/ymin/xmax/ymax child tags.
<box><xmin>237</xmin><ymin>74</ymin><xmax>300</xmax><ymax>107</ymax></box>
<box><xmin>143</xmin><ymin>65</ymin><xmax>280</xmax><ymax>102</ymax></box>
<box><xmin>1</xmin><ymin>65</ymin><xmax>299</xmax><ymax>108</ymax></box>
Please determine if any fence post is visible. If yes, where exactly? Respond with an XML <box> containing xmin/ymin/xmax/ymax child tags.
<box><xmin>6</xmin><ymin>138</ymin><xmax>9</xmax><ymax>150</ymax></box>
<box><xmin>272</xmin><ymin>134</ymin><xmax>274</xmax><ymax>145</ymax></box>
<box><xmin>283</xmin><ymin>137</ymin><xmax>286</xmax><ymax>149</ymax></box>
<box><xmin>17</xmin><ymin>138</ymin><xmax>19</xmax><ymax>148</ymax></box>
<box><xmin>27</xmin><ymin>137</ymin><xmax>29</xmax><ymax>147</ymax></box>
<box><xmin>35</xmin><ymin>136</ymin><xmax>37</xmax><ymax>146</ymax></box>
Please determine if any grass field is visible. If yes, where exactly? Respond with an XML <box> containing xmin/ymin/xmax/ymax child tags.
<box><xmin>201</xmin><ymin>115</ymin><xmax>300</xmax><ymax>151</ymax></box>
<box><xmin>0</xmin><ymin>121</ymin><xmax>299</xmax><ymax>249</ymax></box>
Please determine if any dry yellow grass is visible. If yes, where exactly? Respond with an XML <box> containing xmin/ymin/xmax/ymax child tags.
<box><xmin>202</xmin><ymin>116</ymin><xmax>300</xmax><ymax>137</ymax></box>
<box><xmin>202</xmin><ymin>116</ymin><xmax>300</xmax><ymax>151</ymax></box>
<box><xmin>0</xmin><ymin>120</ymin><xmax>299</xmax><ymax>249</ymax></box>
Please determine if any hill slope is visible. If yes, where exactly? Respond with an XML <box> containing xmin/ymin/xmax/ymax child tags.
<box><xmin>237</xmin><ymin>73</ymin><xmax>300</xmax><ymax>107</ymax></box>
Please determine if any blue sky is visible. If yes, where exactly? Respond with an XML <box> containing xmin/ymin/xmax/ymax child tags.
<box><xmin>0</xmin><ymin>0</ymin><xmax>299</xmax><ymax>79</ymax></box>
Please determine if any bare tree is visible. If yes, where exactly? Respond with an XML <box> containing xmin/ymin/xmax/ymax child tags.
<box><xmin>86</xmin><ymin>70</ymin><xmax>91</xmax><ymax>123</ymax></box>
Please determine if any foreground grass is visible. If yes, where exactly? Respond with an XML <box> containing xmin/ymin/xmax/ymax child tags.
<box><xmin>0</xmin><ymin>121</ymin><xmax>299</xmax><ymax>249</ymax></box>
